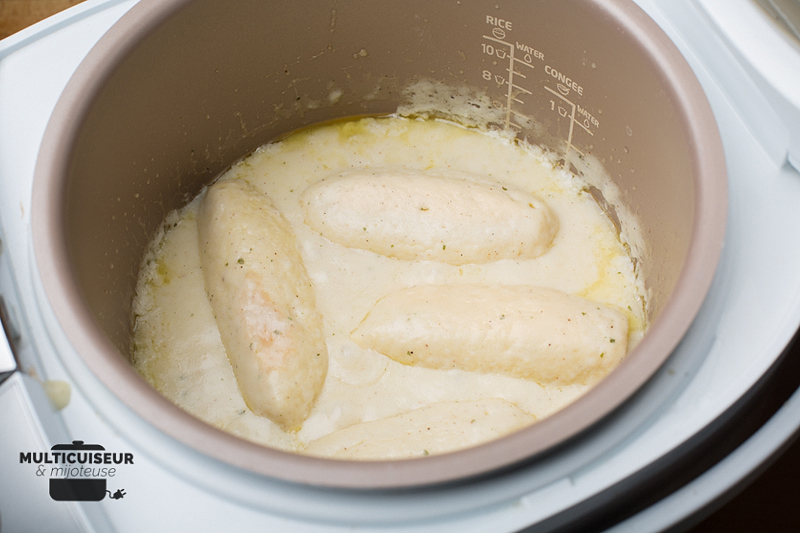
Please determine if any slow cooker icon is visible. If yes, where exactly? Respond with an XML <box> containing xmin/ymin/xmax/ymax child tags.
<box><xmin>48</xmin><ymin>440</ymin><xmax>108</xmax><ymax>502</ymax></box>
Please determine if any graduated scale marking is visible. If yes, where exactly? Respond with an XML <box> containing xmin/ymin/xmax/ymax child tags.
<box><xmin>482</xmin><ymin>16</ymin><xmax>599</xmax><ymax>155</ymax></box>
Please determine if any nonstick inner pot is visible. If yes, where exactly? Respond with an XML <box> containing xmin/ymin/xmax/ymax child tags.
<box><xmin>32</xmin><ymin>0</ymin><xmax>726</xmax><ymax>488</ymax></box>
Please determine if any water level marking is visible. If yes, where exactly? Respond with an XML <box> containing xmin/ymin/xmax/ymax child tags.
<box><xmin>482</xmin><ymin>34</ymin><xmax>536</xmax><ymax>129</ymax></box>
<box><xmin>544</xmin><ymin>85</ymin><xmax>593</xmax><ymax>155</ymax></box>
<box><xmin>480</xmin><ymin>18</ymin><xmax>597</xmax><ymax>157</ymax></box>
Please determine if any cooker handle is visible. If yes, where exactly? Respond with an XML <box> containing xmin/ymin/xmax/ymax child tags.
<box><xmin>0</xmin><ymin>295</ymin><xmax>19</xmax><ymax>385</ymax></box>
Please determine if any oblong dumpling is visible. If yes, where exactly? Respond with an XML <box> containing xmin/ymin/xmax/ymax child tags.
<box><xmin>197</xmin><ymin>179</ymin><xmax>327</xmax><ymax>430</ymax></box>
<box><xmin>302</xmin><ymin>399</ymin><xmax>535</xmax><ymax>459</ymax></box>
<box><xmin>301</xmin><ymin>170</ymin><xmax>558</xmax><ymax>265</ymax></box>
<box><xmin>351</xmin><ymin>284</ymin><xmax>627</xmax><ymax>385</ymax></box>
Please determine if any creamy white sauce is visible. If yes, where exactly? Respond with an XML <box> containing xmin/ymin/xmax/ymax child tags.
<box><xmin>131</xmin><ymin>116</ymin><xmax>647</xmax><ymax>458</ymax></box>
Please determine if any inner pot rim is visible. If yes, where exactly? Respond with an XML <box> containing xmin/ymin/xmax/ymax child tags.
<box><xmin>30</xmin><ymin>0</ymin><xmax>728</xmax><ymax>489</ymax></box>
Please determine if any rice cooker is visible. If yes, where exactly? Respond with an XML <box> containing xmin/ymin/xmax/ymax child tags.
<box><xmin>1</xmin><ymin>0</ymin><xmax>799</xmax><ymax>530</ymax></box>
